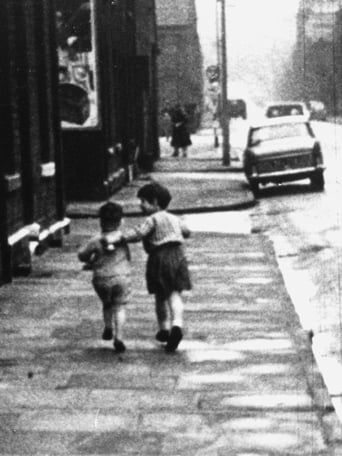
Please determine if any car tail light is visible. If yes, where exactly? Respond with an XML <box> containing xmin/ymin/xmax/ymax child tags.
<box><xmin>313</xmin><ymin>143</ymin><xmax>323</xmax><ymax>165</ymax></box>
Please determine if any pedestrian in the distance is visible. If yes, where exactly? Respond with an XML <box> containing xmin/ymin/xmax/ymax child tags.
<box><xmin>170</xmin><ymin>104</ymin><xmax>192</xmax><ymax>158</ymax></box>
<box><xmin>78</xmin><ymin>202</ymin><xmax>131</xmax><ymax>353</ymax></box>
<box><xmin>121</xmin><ymin>182</ymin><xmax>192</xmax><ymax>352</ymax></box>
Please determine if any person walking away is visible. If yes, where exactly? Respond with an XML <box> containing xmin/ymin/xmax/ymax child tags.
<box><xmin>78</xmin><ymin>202</ymin><xmax>131</xmax><ymax>353</ymax></box>
<box><xmin>118</xmin><ymin>182</ymin><xmax>192</xmax><ymax>352</ymax></box>
<box><xmin>170</xmin><ymin>104</ymin><xmax>192</xmax><ymax>157</ymax></box>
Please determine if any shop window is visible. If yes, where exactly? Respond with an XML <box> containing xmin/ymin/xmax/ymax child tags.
<box><xmin>56</xmin><ymin>0</ymin><xmax>99</xmax><ymax>128</ymax></box>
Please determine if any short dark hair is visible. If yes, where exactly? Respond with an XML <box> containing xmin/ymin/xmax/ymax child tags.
<box><xmin>137</xmin><ymin>182</ymin><xmax>172</xmax><ymax>209</ymax></box>
<box><xmin>99</xmin><ymin>202</ymin><xmax>123</xmax><ymax>226</ymax></box>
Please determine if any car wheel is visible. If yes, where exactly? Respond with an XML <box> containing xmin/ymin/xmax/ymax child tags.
<box><xmin>310</xmin><ymin>172</ymin><xmax>325</xmax><ymax>191</ymax></box>
<box><xmin>250</xmin><ymin>180</ymin><xmax>260</xmax><ymax>196</ymax></box>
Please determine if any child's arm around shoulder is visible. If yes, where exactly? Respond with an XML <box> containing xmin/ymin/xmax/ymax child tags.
<box><xmin>122</xmin><ymin>216</ymin><xmax>155</xmax><ymax>243</ymax></box>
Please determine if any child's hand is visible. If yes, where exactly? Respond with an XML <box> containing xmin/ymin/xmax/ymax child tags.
<box><xmin>100</xmin><ymin>237</ymin><xmax>114</xmax><ymax>251</ymax></box>
<box><xmin>101</xmin><ymin>232</ymin><xmax>123</xmax><ymax>251</ymax></box>
<box><xmin>182</xmin><ymin>228</ymin><xmax>191</xmax><ymax>239</ymax></box>
<box><xmin>100</xmin><ymin>238</ymin><xmax>114</xmax><ymax>251</ymax></box>
<box><xmin>78</xmin><ymin>252</ymin><xmax>95</xmax><ymax>270</ymax></box>
<box><xmin>180</xmin><ymin>218</ymin><xmax>191</xmax><ymax>238</ymax></box>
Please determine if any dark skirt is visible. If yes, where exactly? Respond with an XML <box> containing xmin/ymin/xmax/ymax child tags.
<box><xmin>146</xmin><ymin>242</ymin><xmax>192</xmax><ymax>298</ymax></box>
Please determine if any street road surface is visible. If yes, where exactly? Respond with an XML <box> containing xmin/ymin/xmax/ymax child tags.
<box><xmin>185</xmin><ymin>119</ymin><xmax>342</xmax><ymax>423</ymax></box>
<box><xmin>247</xmin><ymin>120</ymin><xmax>342</xmax><ymax>421</ymax></box>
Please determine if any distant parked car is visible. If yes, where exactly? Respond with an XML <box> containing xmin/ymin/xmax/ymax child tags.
<box><xmin>243</xmin><ymin>116</ymin><xmax>325</xmax><ymax>196</ymax></box>
<box><xmin>307</xmin><ymin>100</ymin><xmax>327</xmax><ymax>121</ymax></box>
<box><xmin>228</xmin><ymin>99</ymin><xmax>247</xmax><ymax>119</ymax></box>
<box><xmin>264</xmin><ymin>101</ymin><xmax>309</xmax><ymax>120</ymax></box>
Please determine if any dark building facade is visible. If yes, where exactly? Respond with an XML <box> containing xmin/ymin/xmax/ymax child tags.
<box><xmin>59</xmin><ymin>0</ymin><xmax>159</xmax><ymax>200</ymax></box>
<box><xmin>156</xmin><ymin>0</ymin><xmax>203</xmax><ymax>132</ymax></box>
<box><xmin>0</xmin><ymin>0</ymin><xmax>159</xmax><ymax>285</ymax></box>
<box><xmin>135</xmin><ymin>0</ymin><xmax>160</xmax><ymax>168</ymax></box>
<box><xmin>0</xmin><ymin>0</ymin><xmax>69</xmax><ymax>286</ymax></box>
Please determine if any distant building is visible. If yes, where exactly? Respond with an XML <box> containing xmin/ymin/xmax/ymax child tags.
<box><xmin>297</xmin><ymin>0</ymin><xmax>342</xmax><ymax>43</ymax></box>
<box><xmin>294</xmin><ymin>0</ymin><xmax>342</xmax><ymax>112</ymax></box>
<box><xmin>156</xmin><ymin>0</ymin><xmax>203</xmax><ymax>132</ymax></box>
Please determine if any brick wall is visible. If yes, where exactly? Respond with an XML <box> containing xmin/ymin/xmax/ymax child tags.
<box><xmin>0</xmin><ymin>0</ymin><xmax>65</xmax><ymax>283</ymax></box>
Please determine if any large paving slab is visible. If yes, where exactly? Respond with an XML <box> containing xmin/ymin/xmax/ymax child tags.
<box><xmin>0</xmin><ymin>218</ymin><xmax>339</xmax><ymax>455</ymax></box>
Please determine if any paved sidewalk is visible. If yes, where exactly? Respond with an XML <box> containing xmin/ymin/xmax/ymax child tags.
<box><xmin>0</xmin><ymin>218</ymin><xmax>340</xmax><ymax>454</ymax></box>
<box><xmin>1</xmin><ymin>131</ymin><xmax>342</xmax><ymax>454</ymax></box>
<box><xmin>66</xmin><ymin>132</ymin><xmax>253</xmax><ymax>218</ymax></box>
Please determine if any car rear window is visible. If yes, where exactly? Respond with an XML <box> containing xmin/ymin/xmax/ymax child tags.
<box><xmin>266</xmin><ymin>104</ymin><xmax>304</xmax><ymax>117</ymax></box>
<box><xmin>249</xmin><ymin>122</ymin><xmax>311</xmax><ymax>146</ymax></box>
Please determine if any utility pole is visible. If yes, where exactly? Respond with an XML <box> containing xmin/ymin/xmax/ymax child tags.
<box><xmin>218</xmin><ymin>0</ymin><xmax>230</xmax><ymax>166</ymax></box>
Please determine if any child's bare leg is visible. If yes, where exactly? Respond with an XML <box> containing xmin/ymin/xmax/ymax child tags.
<box><xmin>168</xmin><ymin>291</ymin><xmax>184</xmax><ymax>328</ymax></box>
<box><xmin>114</xmin><ymin>305</ymin><xmax>126</xmax><ymax>341</ymax></box>
<box><xmin>165</xmin><ymin>291</ymin><xmax>184</xmax><ymax>352</ymax></box>
<box><xmin>102</xmin><ymin>302</ymin><xmax>114</xmax><ymax>340</ymax></box>
<box><xmin>155</xmin><ymin>294</ymin><xmax>170</xmax><ymax>342</ymax></box>
<box><xmin>113</xmin><ymin>305</ymin><xmax>126</xmax><ymax>353</ymax></box>
<box><xmin>155</xmin><ymin>294</ymin><xmax>169</xmax><ymax>330</ymax></box>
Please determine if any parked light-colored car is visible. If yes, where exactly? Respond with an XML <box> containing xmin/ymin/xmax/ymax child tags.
<box><xmin>264</xmin><ymin>101</ymin><xmax>310</xmax><ymax>120</ymax></box>
<box><xmin>243</xmin><ymin>116</ymin><xmax>325</xmax><ymax>196</ymax></box>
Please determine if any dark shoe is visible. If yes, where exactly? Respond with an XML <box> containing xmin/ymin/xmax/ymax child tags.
<box><xmin>172</xmin><ymin>151</ymin><xmax>179</xmax><ymax>157</ymax></box>
<box><xmin>165</xmin><ymin>326</ymin><xmax>183</xmax><ymax>352</ymax></box>
<box><xmin>155</xmin><ymin>329</ymin><xmax>169</xmax><ymax>343</ymax></box>
<box><xmin>114</xmin><ymin>338</ymin><xmax>126</xmax><ymax>353</ymax></box>
<box><xmin>102</xmin><ymin>327</ymin><xmax>113</xmax><ymax>340</ymax></box>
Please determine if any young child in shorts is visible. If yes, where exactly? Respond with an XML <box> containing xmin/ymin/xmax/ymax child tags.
<box><xmin>121</xmin><ymin>182</ymin><xmax>191</xmax><ymax>352</ymax></box>
<box><xmin>78</xmin><ymin>202</ymin><xmax>131</xmax><ymax>353</ymax></box>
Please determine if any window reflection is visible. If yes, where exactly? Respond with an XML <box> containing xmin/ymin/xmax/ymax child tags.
<box><xmin>56</xmin><ymin>0</ymin><xmax>98</xmax><ymax>128</ymax></box>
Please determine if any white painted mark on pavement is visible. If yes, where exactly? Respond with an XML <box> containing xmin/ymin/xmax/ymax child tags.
<box><xmin>184</xmin><ymin>211</ymin><xmax>251</xmax><ymax>234</ymax></box>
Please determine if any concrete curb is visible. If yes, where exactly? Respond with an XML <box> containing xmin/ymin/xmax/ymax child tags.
<box><xmin>66</xmin><ymin>198</ymin><xmax>257</xmax><ymax>219</ymax></box>
<box><xmin>152</xmin><ymin>161</ymin><xmax>244</xmax><ymax>173</ymax></box>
